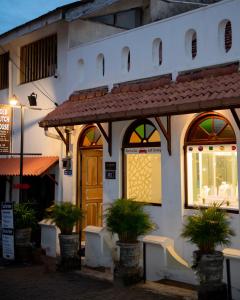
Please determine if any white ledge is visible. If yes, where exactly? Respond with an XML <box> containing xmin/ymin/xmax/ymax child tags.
<box><xmin>84</xmin><ymin>225</ymin><xmax>104</xmax><ymax>234</ymax></box>
<box><xmin>38</xmin><ymin>218</ymin><xmax>56</xmax><ymax>227</ymax></box>
<box><xmin>223</xmin><ymin>248</ymin><xmax>240</xmax><ymax>260</ymax></box>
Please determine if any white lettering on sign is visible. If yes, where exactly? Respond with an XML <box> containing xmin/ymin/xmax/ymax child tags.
<box><xmin>0</xmin><ymin>108</ymin><xmax>7</xmax><ymax>115</ymax></box>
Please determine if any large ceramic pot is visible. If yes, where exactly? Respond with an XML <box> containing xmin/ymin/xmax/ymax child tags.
<box><xmin>15</xmin><ymin>228</ymin><xmax>32</xmax><ymax>246</ymax></box>
<box><xmin>59</xmin><ymin>233</ymin><xmax>79</xmax><ymax>259</ymax></box>
<box><xmin>117</xmin><ymin>241</ymin><xmax>140</xmax><ymax>268</ymax></box>
<box><xmin>193</xmin><ymin>251</ymin><xmax>227</xmax><ymax>300</ymax></box>
<box><xmin>114</xmin><ymin>241</ymin><xmax>142</xmax><ymax>285</ymax></box>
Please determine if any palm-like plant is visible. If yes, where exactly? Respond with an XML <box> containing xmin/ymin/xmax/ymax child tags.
<box><xmin>14</xmin><ymin>203</ymin><xmax>37</xmax><ymax>229</ymax></box>
<box><xmin>105</xmin><ymin>198</ymin><xmax>156</xmax><ymax>243</ymax></box>
<box><xmin>47</xmin><ymin>202</ymin><xmax>83</xmax><ymax>235</ymax></box>
<box><xmin>181</xmin><ymin>204</ymin><xmax>235</xmax><ymax>254</ymax></box>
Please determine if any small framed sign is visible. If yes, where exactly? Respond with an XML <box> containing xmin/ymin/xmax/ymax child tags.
<box><xmin>1</xmin><ymin>202</ymin><xmax>15</xmax><ymax>260</ymax></box>
<box><xmin>105</xmin><ymin>162</ymin><xmax>116</xmax><ymax>179</ymax></box>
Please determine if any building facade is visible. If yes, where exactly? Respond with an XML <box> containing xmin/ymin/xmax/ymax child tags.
<box><xmin>1</xmin><ymin>0</ymin><xmax>240</xmax><ymax>298</ymax></box>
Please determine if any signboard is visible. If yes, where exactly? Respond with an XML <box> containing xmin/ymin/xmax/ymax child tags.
<box><xmin>125</xmin><ymin>147</ymin><xmax>161</xmax><ymax>154</ymax></box>
<box><xmin>0</xmin><ymin>104</ymin><xmax>12</xmax><ymax>154</ymax></box>
<box><xmin>13</xmin><ymin>183</ymin><xmax>31</xmax><ymax>190</ymax></box>
<box><xmin>105</xmin><ymin>162</ymin><xmax>116</xmax><ymax>179</ymax></box>
<box><xmin>64</xmin><ymin>169</ymin><xmax>72</xmax><ymax>176</ymax></box>
<box><xmin>1</xmin><ymin>202</ymin><xmax>15</xmax><ymax>260</ymax></box>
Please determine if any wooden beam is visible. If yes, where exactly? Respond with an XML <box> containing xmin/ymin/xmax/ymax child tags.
<box><xmin>155</xmin><ymin>116</ymin><xmax>172</xmax><ymax>155</ymax></box>
<box><xmin>42</xmin><ymin>173</ymin><xmax>58</xmax><ymax>186</ymax></box>
<box><xmin>230</xmin><ymin>108</ymin><xmax>240</xmax><ymax>131</ymax></box>
<box><xmin>55</xmin><ymin>127</ymin><xmax>67</xmax><ymax>145</ymax></box>
<box><xmin>96</xmin><ymin>122</ymin><xmax>112</xmax><ymax>157</ymax></box>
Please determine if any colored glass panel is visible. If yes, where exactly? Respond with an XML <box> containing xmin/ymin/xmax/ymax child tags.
<box><xmin>145</xmin><ymin>124</ymin><xmax>155</xmax><ymax>139</ymax></box>
<box><xmin>86</xmin><ymin>129</ymin><xmax>95</xmax><ymax>143</ymax></box>
<box><xmin>214</xmin><ymin>118</ymin><xmax>226</xmax><ymax>134</ymax></box>
<box><xmin>130</xmin><ymin>132</ymin><xmax>142</xmax><ymax>143</ymax></box>
<box><xmin>148</xmin><ymin>130</ymin><xmax>160</xmax><ymax>142</ymax></box>
<box><xmin>82</xmin><ymin>136</ymin><xmax>91</xmax><ymax>146</ymax></box>
<box><xmin>192</xmin><ymin>126</ymin><xmax>209</xmax><ymax>140</ymax></box>
<box><xmin>96</xmin><ymin>136</ymin><xmax>103</xmax><ymax>145</ymax></box>
<box><xmin>135</xmin><ymin>124</ymin><xmax>145</xmax><ymax>139</ymax></box>
<box><xmin>199</xmin><ymin>119</ymin><xmax>213</xmax><ymax>134</ymax></box>
<box><xmin>218</xmin><ymin>125</ymin><xmax>236</xmax><ymax>139</ymax></box>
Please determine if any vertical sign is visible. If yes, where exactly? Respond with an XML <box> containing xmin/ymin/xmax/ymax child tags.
<box><xmin>0</xmin><ymin>104</ymin><xmax>12</xmax><ymax>154</ymax></box>
<box><xmin>1</xmin><ymin>202</ymin><xmax>15</xmax><ymax>260</ymax></box>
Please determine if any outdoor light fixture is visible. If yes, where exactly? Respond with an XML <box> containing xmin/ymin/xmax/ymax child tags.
<box><xmin>28</xmin><ymin>92</ymin><xmax>37</xmax><ymax>106</ymax></box>
<box><xmin>9</xmin><ymin>94</ymin><xmax>18</xmax><ymax>106</ymax></box>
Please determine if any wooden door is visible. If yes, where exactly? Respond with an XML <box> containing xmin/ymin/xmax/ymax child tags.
<box><xmin>81</xmin><ymin>149</ymin><xmax>103</xmax><ymax>231</ymax></box>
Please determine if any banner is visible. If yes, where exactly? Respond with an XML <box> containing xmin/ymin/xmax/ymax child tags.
<box><xmin>0</xmin><ymin>104</ymin><xmax>12</xmax><ymax>154</ymax></box>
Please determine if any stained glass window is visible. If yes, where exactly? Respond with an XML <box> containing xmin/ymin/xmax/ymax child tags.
<box><xmin>124</xmin><ymin>119</ymin><xmax>160</xmax><ymax>147</ymax></box>
<box><xmin>80</xmin><ymin>126</ymin><xmax>102</xmax><ymax>147</ymax></box>
<box><xmin>123</xmin><ymin>119</ymin><xmax>161</xmax><ymax>204</ymax></box>
<box><xmin>185</xmin><ymin>113</ymin><xmax>238</xmax><ymax>210</ymax></box>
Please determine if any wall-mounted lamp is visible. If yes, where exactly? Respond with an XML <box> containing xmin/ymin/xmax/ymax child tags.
<box><xmin>9</xmin><ymin>94</ymin><xmax>18</xmax><ymax>106</ymax></box>
<box><xmin>28</xmin><ymin>92</ymin><xmax>37</xmax><ymax>106</ymax></box>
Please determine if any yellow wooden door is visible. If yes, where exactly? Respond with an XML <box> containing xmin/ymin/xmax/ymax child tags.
<box><xmin>81</xmin><ymin>149</ymin><xmax>103</xmax><ymax>231</ymax></box>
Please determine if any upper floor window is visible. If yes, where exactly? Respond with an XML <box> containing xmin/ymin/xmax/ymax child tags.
<box><xmin>185</xmin><ymin>29</ymin><xmax>197</xmax><ymax>59</ymax></box>
<box><xmin>225</xmin><ymin>20</ymin><xmax>232</xmax><ymax>52</ymax></box>
<box><xmin>122</xmin><ymin>47</ymin><xmax>131</xmax><ymax>73</ymax></box>
<box><xmin>97</xmin><ymin>54</ymin><xmax>105</xmax><ymax>78</ymax></box>
<box><xmin>123</xmin><ymin>119</ymin><xmax>162</xmax><ymax>205</ymax></box>
<box><xmin>152</xmin><ymin>38</ymin><xmax>163</xmax><ymax>66</ymax></box>
<box><xmin>0</xmin><ymin>52</ymin><xmax>9</xmax><ymax>90</ymax></box>
<box><xmin>185</xmin><ymin>112</ymin><xmax>238</xmax><ymax>211</ymax></box>
<box><xmin>20</xmin><ymin>34</ymin><xmax>57</xmax><ymax>84</ymax></box>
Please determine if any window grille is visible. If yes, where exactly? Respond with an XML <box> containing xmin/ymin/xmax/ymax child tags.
<box><xmin>20</xmin><ymin>34</ymin><xmax>57</xmax><ymax>84</ymax></box>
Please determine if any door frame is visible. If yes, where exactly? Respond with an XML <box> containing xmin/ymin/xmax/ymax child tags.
<box><xmin>76</xmin><ymin>125</ymin><xmax>103</xmax><ymax>240</ymax></box>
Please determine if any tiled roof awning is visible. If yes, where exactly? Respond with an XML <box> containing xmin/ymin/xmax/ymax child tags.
<box><xmin>0</xmin><ymin>157</ymin><xmax>59</xmax><ymax>176</ymax></box>
<box><xmin>39</xmin><ymin>64</ymin><xmax>240</xmax><ymax>128</ymax></box>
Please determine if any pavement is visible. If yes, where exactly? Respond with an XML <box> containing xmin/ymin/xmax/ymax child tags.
<box><xmin>0</xmin><ymin>264</ymin><xmax>196</xmax><ymax>300</ymax></box>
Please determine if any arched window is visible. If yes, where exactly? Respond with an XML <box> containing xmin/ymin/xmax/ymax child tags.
<box><xmin>184</xmin><ymin>112</ymin><xmax>238</xmax><ymax>210</ymax></box>
<box><xmin>97</xmin><ymin>53</ymin><xmax>105</xmax><ymax>77</ymax></box>
<box><xmin>224</xmin><ymin>20</ymin><xmax>232</xmax><ymax>52</ymax></box>
<box><xmin>122</xmin><ymin>47</ymin><xmax>131</xmax><ymax>73</ymax></box>
<box><xmin>219</xmin><ymin>19</ymin><xmax>232</xmax><ymax>53</ymax></box>
<box><xmin>79</xmin><ymin>59</ymin><xmax>85</xmax><ymax>83</ymax></box>
<box><xmin>152</xmin><ymin>38</ymin><xmax>163</xmax><ymax>66</ymax></box>
<box><xmin>185</xmin><ymin>29</ymin><xmax>197</xmax><ymax>59</ymax></box>
<box><xmin>123</xmin><ymin>119</ymin><xmax>161</xmax><ymax>205</ymax></box>
<box><xmin>79</xmin><ymin>126</ymin><xmax>103</xmax><ymax>148</ymax></box>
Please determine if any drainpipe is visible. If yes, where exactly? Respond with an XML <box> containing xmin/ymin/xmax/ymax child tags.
<box><xmin>44</xmin><ymin>128</ymin><xmax>61</xmax><ymax>140</ymax></box>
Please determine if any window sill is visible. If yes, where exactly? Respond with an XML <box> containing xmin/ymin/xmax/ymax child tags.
<box><xmin>184</xmin><ymin>205</ymin><xmax>239</xmax><ymax>214</ymax></box>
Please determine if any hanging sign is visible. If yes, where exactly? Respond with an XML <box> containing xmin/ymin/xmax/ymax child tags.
<box><xmin>1</xmin><ymin>202</ymin><xmax>15</xmax><ymax>260</ymax></box>
<box><xmin>13</xmin><ymin>183</ymin><xmax>31</xmax><ymax>190</ymax></box>
<box><xmin>0</xmin><ymin>104</ymin><xmax>12</xmax><ymax>154</ymax></box>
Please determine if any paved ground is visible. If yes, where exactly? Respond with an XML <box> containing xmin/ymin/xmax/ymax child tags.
<box><xmin>0</xmin><ymin>264</ymin><xmax>192</xmax><ymax>300</ymax></box>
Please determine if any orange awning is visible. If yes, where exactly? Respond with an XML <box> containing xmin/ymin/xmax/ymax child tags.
<box><xmin>0</xmin><ymin>156</ymin><xmax>58</xmax><ymax>176</ymax></box>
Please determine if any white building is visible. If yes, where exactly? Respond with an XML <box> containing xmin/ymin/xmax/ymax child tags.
<box><xmin>0</xmin><ymin>0</ymin><xmax>240</xmax><ymax>298</ymax></box>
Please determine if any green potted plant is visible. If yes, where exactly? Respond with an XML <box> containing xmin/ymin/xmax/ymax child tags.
<box><xmin>181</xmin><ymin>203</ymin><xmax>235</xmax><ymax>299</ymax></box>
<box><xmin>14</xmin><ymin>203</ymin><xmax>37</xmax><ymax>247</ymax></box>
<box><xmin>47</xmin><ymin>202</ymin><xmax>83</xmax><ymax>260</ymax></box>
<box><xmin>105</xmin><ymin>198</ymin><xmax>156</xmax><ymax>284</ymax></box>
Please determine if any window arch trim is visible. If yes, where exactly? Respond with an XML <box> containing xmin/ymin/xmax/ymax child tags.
<box><xmin>78</xmin><ymin>125</ymin><xmax>103</xmax><ymax>149</ymax></box>
<box><xmin>123</xmin><ymin>119</ymin><xmax>161</xmax><ymax>148</ymax></box>
<box><xmin>184</xmin><ymin>112</ymin><xmax>236</xmax><ymax>146</ymax></box>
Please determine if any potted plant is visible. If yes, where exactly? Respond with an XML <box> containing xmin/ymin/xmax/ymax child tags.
<box><xmin>47</xmin><ymin>202</ymin><xmax>83</xmax><ymax>262</ymax></box>
<box><xmin>14</xmin><ymin>203</ymin><xmax>37</xmax><ymax>247</ymax></box>
<box><xmin>105</xmin><ymin>198</ymin><xmax>156</xmax><ymax>284</ymax></box>
<box><xmin>181</xmin><ymin>203</ymin><xmax>235</xmax><ymax>299</ymax></box>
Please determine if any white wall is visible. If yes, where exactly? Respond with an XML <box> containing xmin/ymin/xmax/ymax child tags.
<box><xmin>66</xmin><ymin>0</ymin><xmax>240</xmax><ymax>95</ymax></box>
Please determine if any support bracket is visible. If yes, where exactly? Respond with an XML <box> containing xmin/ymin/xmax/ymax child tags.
<box><xmin>230</xmin><ymin>108</ymin><xmax>240</xmax><ymax>131</ymax></box>
<box><xmin>155</xmin><ymin>116</ymin><xmax>172</xmax><ymax>155</ymax></box>
<box><xmin>96</xmin><ymin>122</ymin><xmax>112</xmax><ymax>157</ymax></box>
<box><xmin>55</xmin><ymin>127</ymin><xmax>71</xmax><ymax>155</ymax></box>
